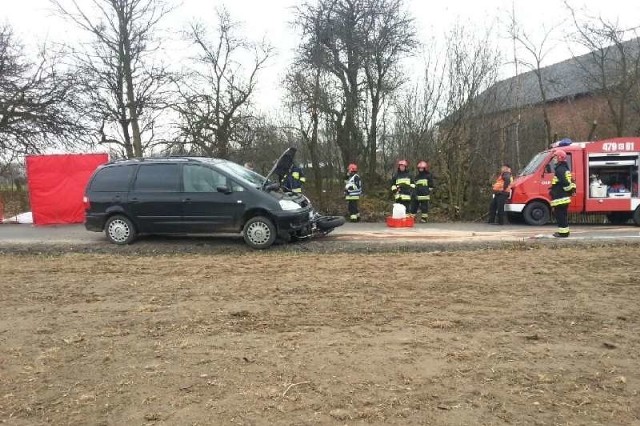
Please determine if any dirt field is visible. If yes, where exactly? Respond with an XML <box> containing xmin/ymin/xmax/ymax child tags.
<box><xmin>1</xmin><ymin>244</ymin><xmax>640</xmax><ymax>425</ymax></box>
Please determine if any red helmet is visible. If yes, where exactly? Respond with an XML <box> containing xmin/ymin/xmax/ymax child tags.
<box><xmin>348</xmin><ymin>163</ymin><xmax>358</xmax><ymax>173</ymax></box>
<box><xmin>397</xmin><ymin>159</ymin><xmax>408</xmax><ymax>168</ymax></box>
<box><xmin>554</xmin><ymin>149</ymin><xmax>567</xmax><ymax>162</ymax></box>
<box><xmin>417</xmin><ymin>160</ymin><xmax>428</xmax><ymax>170</ymax></box>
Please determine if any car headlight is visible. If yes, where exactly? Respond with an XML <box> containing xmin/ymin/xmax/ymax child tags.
<box><xmin>279</xmin><ymin>199</ymin><xmax>302</xmax><ymax>211</ymax></box>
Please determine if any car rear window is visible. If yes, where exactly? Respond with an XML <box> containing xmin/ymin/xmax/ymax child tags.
<box><xmin>90</xmin><ymin>165</ymin><xmax>136</xmax><ymax>192</ymax></box>
<box><xmin>133</xmin><ymin>164</ymin><xmax>180</xmax><ymax>192</ymax></box>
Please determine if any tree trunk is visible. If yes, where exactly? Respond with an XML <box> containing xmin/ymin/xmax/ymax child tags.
<box><xmin>367</xmin><ymin>94</ymin><xmax>379</xmax><ymax>180</ymax></box>
<box><xmin>117</xmin><ymin>7</ymin><xmax>142</xmax><ymax>158</ymax></box>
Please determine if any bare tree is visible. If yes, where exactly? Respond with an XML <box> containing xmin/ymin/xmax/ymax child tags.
<box><xmin>566</xmin><ymin>2</ymin><xmax>640</xmax><ymax>137</ymax></box>
<box><xmin>294</xmin><ymin>0</ymin><xmax>415</xmax><ymax>180</ymax></box>
<box><xmin>391</xmin><ymin>52</ymin><xmax>445</xmax><ymax>167</ymax></box>
<box><xmin>361</xmin><ymin>0</ymin><xmax>416</xmax><ymax>179</ymax></box>
<box><xmin>51</xmin><ymin>0</ymin><xmax>173</xmax><ymax>158</ymax></box>
<box><xmin>508</xmin><ymin>14</ymin><xmax>563</xmax><ymax>147</ymax></box>
<box><xmin>285</xmin><ymin>65</ymin><xmax>326</xmax><ymax>197</ymax></box>
<box><xmin>434</xmin><ymin>26</ymin><xmax>501</xmax><ymax>218</ymax></box>
<box><xmin>295</xmin><ymin>0</ymin><xmax>366</xmax><ymax>171</ymax></box>
<box><xmin>0</xmin><ymin>25</ymin><xmax>80</xmax><ymax>160</ymax></box>
<box><xmin>171</xmin><ymin>9</ymin><xmax>273</xmax><ymax>158</ymax></box>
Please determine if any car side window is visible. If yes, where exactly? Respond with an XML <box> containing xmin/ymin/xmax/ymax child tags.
<box><xmin>133</xmin><ymin>164</ymin><xmax>180</xmax><ymax>192</ymax></box>
<box><xmin>183</xmin><ymin>165</ymin><xmax>227</xmax><ymax>192</ymax></box>
<box><xmin>229</xmin><ymin>179</ymin><xmax>245</xmax><ymax>192</ymax></box>
<box><xmin>91</xmin><ymin>165</ymin><xmax>135</xmax><ymax>191</ymax></box>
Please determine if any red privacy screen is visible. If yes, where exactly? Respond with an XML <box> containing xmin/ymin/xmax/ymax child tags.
<box><xmin>26</xmin><ymin>154</ymin><xmax>109</xmax><ymax>225</ymax></box>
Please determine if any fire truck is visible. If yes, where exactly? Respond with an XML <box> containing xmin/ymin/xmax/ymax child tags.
<box><xmin>505</xmin><ymin>137</ymin><xmax>640</xmax><ymax>226</ymax></box>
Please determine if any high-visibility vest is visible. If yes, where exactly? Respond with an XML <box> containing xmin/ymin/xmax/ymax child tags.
<box><xmin>492</xmin><ymin>172</ymin><xmax>513</xmax><ymax>193</ymax></box>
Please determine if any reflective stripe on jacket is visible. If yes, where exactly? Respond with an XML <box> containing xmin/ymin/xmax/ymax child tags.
<box><xmin>414</xmin><ymin>171</ymin><xmax>434</xmax><ymax>201</ymax></box>
<box><xmin>549</xmin><ymin>162</ymin><xmax>576</xmax><ymax>206</ymax></box>
<box><xmin>284</xmin><ymin>166</ymin><xmax>306</xmax><ymax>193</ymax></box>
<box><xmin>391</xmin><ymin>170</ymin><xmax>414</xmax><ymax>201</ymax></box>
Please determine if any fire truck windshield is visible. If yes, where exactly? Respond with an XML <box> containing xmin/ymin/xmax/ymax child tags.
<box><xmin>519</xmin><ymin>151</ymin><xmax>549</xmax><ymax>176</ymax></box>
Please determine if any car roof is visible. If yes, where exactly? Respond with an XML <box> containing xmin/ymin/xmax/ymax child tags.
<box><xmin>104</xmin><ymin>157</ymin><xmax>227</xmax><ymax>167</ymax></box>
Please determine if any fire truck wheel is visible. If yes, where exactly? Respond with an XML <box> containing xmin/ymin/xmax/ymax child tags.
<box><xmin>633</xmin><ymin>207</ymin><xmax>640</xmax><ymax>226</ymax></box>
<box><xmin>523</xmin><ymin>201</ymin><xmax>550</xmax><ymax>226</ymax></box>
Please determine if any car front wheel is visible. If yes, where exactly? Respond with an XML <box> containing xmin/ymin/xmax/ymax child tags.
<box><xmin>105</xmin><ymin>215</ymin><xmax>136</xmax><ymax>245</ymax></box>
<box><xmin>243</xmin><ymin>216</ymin><xmax>276</xmax><ymax>249</ymax></box>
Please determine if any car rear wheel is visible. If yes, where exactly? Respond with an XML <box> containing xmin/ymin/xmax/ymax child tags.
<box><xmin>105</xmin><ymin>215</ymin><xmax>136</xmax><ymax>245</ymax></box>
<box><xmin>243</xmin><ymin>216</ymin><xmax>276</xmax><ymax>249</ymax></box>
<box><xmin>523</xmin><ymin>201</ymin><xmax>550</xmax><ymax>226</ymax></box>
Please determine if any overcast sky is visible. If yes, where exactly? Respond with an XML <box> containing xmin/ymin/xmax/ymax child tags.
<box><xmin>2</xmin><ymin>0</ymin><xmax>640</xmax><ymax>110</ymax></box>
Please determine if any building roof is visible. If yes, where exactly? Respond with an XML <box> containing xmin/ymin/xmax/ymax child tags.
<box><xmin>480</xmin><ymin>37</ymin><xmax>640</xmax><ymax>114</ymax></box>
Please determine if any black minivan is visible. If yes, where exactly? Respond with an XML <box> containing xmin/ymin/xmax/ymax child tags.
<box><xmin>84</xmin><ymin>150</ymin><xmax>313</xmax><ymax>249</ymax></box>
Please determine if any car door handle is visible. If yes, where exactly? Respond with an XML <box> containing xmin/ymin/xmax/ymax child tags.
<box><xmin>129</xmin><ymin>197</ymin><xmax>139</xmax><ymax>203</ymax></box>
<box><xmin>182</xmin><ymin>198</ymin><xmax>192</xmax><ymax>202</ymax></box>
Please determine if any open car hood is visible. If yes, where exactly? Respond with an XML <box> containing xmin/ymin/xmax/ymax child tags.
<box><xmin>262</xmin><ymin>147</ymin><xmax>296</xmax><ymax>190</ymax></box>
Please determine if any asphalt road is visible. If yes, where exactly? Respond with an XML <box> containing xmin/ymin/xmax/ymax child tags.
<box><xmin>1</xmin><ymin>221</ymin><xmax>639</xmax><ymax>247</ymax></box>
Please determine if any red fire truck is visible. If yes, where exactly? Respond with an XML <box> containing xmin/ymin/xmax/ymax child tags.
<box><xmin>505</xmin><ymin>137</ymin><xmax>640</xmax><ymax>226</ymax></box>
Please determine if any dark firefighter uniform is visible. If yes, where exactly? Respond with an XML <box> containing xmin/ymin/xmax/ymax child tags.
<box><xmin>283</xmin><ymin>165</ymin><xmax>306</xmax><ymax>193</ymax></box>
<box><xmin>549</xmin><ymin>158</ymin><xmax>576</xmax><ymax>237</ymax></box>
<box><xmin>344</xmin><ymin>164</ymin><xmax>362</xmax><ymax>222</ymax></box>
<box><xmin>391</xmin><ymin>168</ymin><xmax>414</xmax><ymax>210</ymax></box>
<box><xmin>412</xmin><ymin>167</ymin><xmax>435</xmax><ymax>222</ymax></box>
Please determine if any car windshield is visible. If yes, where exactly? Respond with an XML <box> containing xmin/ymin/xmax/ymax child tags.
<box><xmin>214</xmin><ymin>160</ymin><xmax>269</xmax><ymax>186</ymax></box>
<box><xmin>519</xmin><ymin>151</ymin><xmax>549</xmax><ymax>176</ymax></box>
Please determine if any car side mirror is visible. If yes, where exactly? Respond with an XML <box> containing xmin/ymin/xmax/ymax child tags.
<box><xmin>217</xmin><ymin>185</ymin><xmax>231</xmax><ymax>194</ymax></box>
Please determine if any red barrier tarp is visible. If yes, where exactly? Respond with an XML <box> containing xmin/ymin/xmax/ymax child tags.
<box><xmin>26</xmin><ymin>154</ymin><xmax>109</xmax><ymax>225</ymax></box>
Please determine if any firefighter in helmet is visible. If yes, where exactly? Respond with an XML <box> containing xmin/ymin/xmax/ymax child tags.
<box><xmin>488</xmin><ymin>163</ymin><xmax>513</xmax><ymax>225</ymax></box>
<box><xmin>411</xmin><ymin>160</ymin><xmax>435</xmax><ymax>222</ymax></box>
<box><xmin>549</xmin><ymin>149</ymin><xmax>576</xmax><ymax>237</ymax></box>
<box><xmin>391</xmin><ymin>159</ymin><xmax>414</xmax><ymax>212</ymax></box>
<box><xmin>283</xmin><ymin>164</ymin><xmax>306</xmax><ymax>193</ymax></box>
<box><xmin>344</xmin><ymin>163</ymin><xmax>363</xmax><ymax>222</ymax></box>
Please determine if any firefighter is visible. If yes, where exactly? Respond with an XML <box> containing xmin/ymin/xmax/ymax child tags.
<box><xmin>344</xmin><ymin>163</ymin><xmax>363</xmax><ymax>222</ymax></box>
<box><xmin>488</xmin><ymin>163</ymin><xmax>513</xmax><ymax>225</ymax></box>
<box><xmin>411</xmin><ymin>160</ymin><xmax>435</xmax><ymax>222</ymax></box>
<box><xmin>283</xmin><ymin>164</ymin><xmax>306</xmax><ymax>193</ymax></box>
<box><xmin>391</xmin><ymin>159</ymin><xmax>414</xmax><ymax>212</ymax></box>
<box><xmin>549</xmin><ymin>149</ymin><xmax>576</xmax><ymax>237</ymax></box>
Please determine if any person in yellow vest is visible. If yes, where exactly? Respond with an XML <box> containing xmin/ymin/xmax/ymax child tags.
<box><xmin>488</xmin><ymin>163</ymin><xmax>513</xmax><ymax>225</ymax></box>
